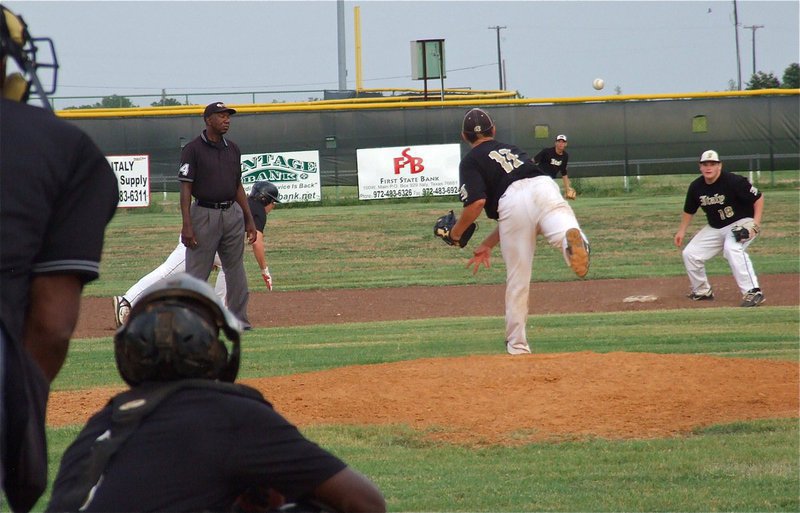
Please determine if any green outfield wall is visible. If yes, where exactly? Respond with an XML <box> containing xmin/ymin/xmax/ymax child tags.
<box><xmin>62</xmin><ymin>92</ymin><xmax>799</xmax><ymax>190</ymax></box>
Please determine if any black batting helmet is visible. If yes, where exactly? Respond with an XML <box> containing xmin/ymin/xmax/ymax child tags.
<box><xmin>113</xmin><ymin>273</ymin><xmax>243</xmax><ymax>387</ymax></box>
<box><xmin>0</xmin><ymin>3</ymin><xmax>58</xmax><ymax>110</ymax></box>
<box><xmin>249</xmin><ymin>181</ymin><xmax>281</xmax><ymax>205</ymax></box>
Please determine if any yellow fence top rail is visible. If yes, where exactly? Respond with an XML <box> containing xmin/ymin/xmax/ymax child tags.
<box><xmin>56</xmin><ymin>88</ymin><xmax>799</xmax><ymax>119</ymax></box>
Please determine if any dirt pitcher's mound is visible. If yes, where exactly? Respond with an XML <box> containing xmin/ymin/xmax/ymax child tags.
<box><xmin>48</xmin><ymin>352</ymin><xmax>798</xmax><ymax>445</ymax></box>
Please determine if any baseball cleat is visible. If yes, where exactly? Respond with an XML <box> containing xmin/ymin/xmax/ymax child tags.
<box><xmin>740</xmin><ymin>289</ymin><xmax>765</xmax><ymax>307</ymax></box>
<box><xmin>687</xmin><ymin>290</ymin><xmax>714</xmax><ymax>301</ymax></box>
<box><xmin>565</xmin><ymin>228</ymin><xmax>590</xmax><ymax>278</ymax></box>
<box><xmin>113</xmin><ymin>295</ymin><xmax>131</xmax><ymax>327</ymax></box>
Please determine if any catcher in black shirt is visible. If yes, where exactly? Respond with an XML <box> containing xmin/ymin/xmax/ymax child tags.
<box><xmin>48</xmin><ymin>275</ymin><xmax>385</xmax><ymax>513</ymax></box>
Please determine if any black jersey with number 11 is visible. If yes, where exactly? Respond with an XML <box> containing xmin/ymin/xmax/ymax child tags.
<box><xmin>459</xmin><ymin>140</ymin><xmax>546</xmax><ymax>220</ymax></box>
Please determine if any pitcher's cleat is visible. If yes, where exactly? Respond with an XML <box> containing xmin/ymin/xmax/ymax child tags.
<box><xmin>565</xmin><ymin>228</ymin><xmax>590</xmax><ymax>278</ymax></box>
<box><xmin>113</xmin><ymin>295</ymin><xmax>132</xmax><ymax>328</ymax></box>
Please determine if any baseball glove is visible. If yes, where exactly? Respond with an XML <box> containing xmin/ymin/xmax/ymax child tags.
<box><xmin>732</xmin><ymin>221</ymin><xmax>760</xmax><ymax>243</ymax></box>
<box><xmin>565</xmin><ymin>187</ymin><xmax>577</xmax><ymax>200</ymax></box>
<box><xmin>434</xmin><ymin>210</ymin><xmax>477</xmax><ymax>248</ymax></box>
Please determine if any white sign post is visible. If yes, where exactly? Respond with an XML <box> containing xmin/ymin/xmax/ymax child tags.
<box><xmin>108</xmin><ymin>155</ymin><xmax>150</xmax><ymax>207</ymax></box>
<box><xmin>356</xmin><ymin>144</ymin><xmax>460</xmax><ymax>200</ymax></box>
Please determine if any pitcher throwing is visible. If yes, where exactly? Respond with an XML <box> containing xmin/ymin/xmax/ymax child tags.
<box><xmin>447</xmin><ymin>108</ymin><xmax>590</xmax><ymax>355</ymax></box>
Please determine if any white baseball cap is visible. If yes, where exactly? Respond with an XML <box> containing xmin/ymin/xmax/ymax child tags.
<box><xmin>699</xmin><ymin>150</ymin><xmax>720</xmax><ymax>163</ymax></box>
<box><xmin>556</xmin><ymin>134</ymin><xmax>567</xmax><ymax>142</ymax></box>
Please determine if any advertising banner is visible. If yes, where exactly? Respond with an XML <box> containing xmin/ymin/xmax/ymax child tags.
<box><xmin>108</xmin><ymin>155</ymin><xmax>150</xmax><ymax>207</ymax></box>
<box><xmin>241</xmin><ymin>150</ymin><xmax>321</xmax><ymax>203</ymax></box>
<box><xmin>356</xmin><ymin>144</ymin><xmax>460</xmax><ymax>200</ymax></box>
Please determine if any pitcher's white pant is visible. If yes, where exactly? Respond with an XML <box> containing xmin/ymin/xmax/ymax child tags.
<box><xmin>123</xmin><ymin>240</ymin><xmax>226</xmax><ymax>307</ymax></box>
<box><xmin>682</xmin><ymin>220</ymin><xmax>759</xmax><ymax>295</ymax></box>
<box><xmin>498</xmin><ymin>176</ymin><xmax>587</xmax><ymax>354</ymax></box>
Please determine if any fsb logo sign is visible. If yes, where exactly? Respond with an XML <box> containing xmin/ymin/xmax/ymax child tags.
<box><xmin>394</xmin><ymin>148</ymin><xmax>425</xmax><ymax>175</ymax></box>
<box><xmin>357</xmin><ymin>143</ymin><xmax>460</xmax><ymax>200</ymax></box>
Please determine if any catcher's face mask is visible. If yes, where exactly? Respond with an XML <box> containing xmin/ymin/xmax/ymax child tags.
<box><xmin>0</xmin><ymin>4</ymin><xmax>58</xmax><ymax>110</ymax></box>
<box><xmin>114</xmin><ymin>273</ymin><xmax>242</xmax><ymax>387</ymax></box>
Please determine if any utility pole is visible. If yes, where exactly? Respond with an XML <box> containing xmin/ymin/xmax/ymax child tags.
<box><xmin>488</xmin><ymin>25</ymin><xmax>506</xmax><ymax>89</ymax></box>
<box><xmin>744</xmin><ymin>24</ymin><xmax>764</xmax><ymax>76</ymax></box>
<box><xmin>732</xmin><ymin>0</ymin><xmax>742</xmax><ymax>90</ymax></box>
<box><xmin>336</xmin><ymin>0</ymin><xmax>347</xmax><ymax>91</ymax></box>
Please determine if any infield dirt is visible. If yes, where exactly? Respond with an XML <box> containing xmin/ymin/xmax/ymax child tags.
<box><xmin>50</xmin><ymin>274</ymin><xmax>799</xmax><ymax>445</ymax></box>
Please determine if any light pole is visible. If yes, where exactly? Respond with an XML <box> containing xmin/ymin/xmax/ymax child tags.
<box><xmin>488</xmin><ymin>26</ymin><xmax>506</xmax><ymax>89</ymax></box>
<box><xmin>744</xmin><ymin>24</ymin><xmax>764</xmax><ymax>76</ymax></box>
<box><xmin>733</xmin><ymin>0</ymin><xmax>742</xmax><ymax>90</ymax></box>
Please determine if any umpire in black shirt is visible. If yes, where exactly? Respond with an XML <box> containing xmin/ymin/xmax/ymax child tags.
<box><xmin>178</xmin><ymin>102</ymin><xmax>257</xmax><ymax>329</ymax></box>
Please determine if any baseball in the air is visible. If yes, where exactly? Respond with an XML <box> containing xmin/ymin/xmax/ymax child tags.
<box><xmin>592</xmin><ymin>78</ymin><xmax>605</xmax><ymax>90</ymax></box>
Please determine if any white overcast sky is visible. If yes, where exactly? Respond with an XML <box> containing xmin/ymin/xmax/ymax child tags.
<box><xmin>6</xmin><ymin>0</ymin><xmax>799</xmax><ymax>107</ymax></box>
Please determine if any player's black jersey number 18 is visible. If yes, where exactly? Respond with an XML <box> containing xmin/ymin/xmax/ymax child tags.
<box><xmin>489</xmin><ymin>149</ymin><xmax>524</xmax><ymax>174</ymax></box>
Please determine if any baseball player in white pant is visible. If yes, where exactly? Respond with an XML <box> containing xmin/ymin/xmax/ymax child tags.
<box><xmin>113</xmin><ymin>181</ymin><xmax>281</xmax><ymax>327</ymax></box>
<box><xmin>674</xmin><ymin>150</ymin><xmax>765</xmax><ymax>307</ymax></box>
<box><xmin>113</xmin><ymin>239</ymin><xmax>225</xmax><ymax>327</ymax></box>
<box><xmin>499</xmin><ymin>177</ymin><xmax>588</xmax><ymax>353</ymax></box>
<box><xmin>450</xmin><ymin>108</ymin><xmax>590</xmax><ymax>355</ymax></box>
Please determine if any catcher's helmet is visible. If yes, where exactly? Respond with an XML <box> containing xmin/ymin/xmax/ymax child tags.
<box><xmin>0</xmin><ymin>3</ymin><xmax>58</xmax><ymax>110</ymax></box>
<box><xmin>249</xmin><ymin>181</ymin><xmax>281</xmax><ymax>205</ymax></box>
<box><xmin>113</xmin><ymin>273</ymin><xmax>243</xmax><ymax>387</ymax></box>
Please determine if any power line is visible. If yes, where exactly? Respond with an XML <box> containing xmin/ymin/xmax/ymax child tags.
<box><xmin>56</xmin><ymin>64</ymin><xmax>499</xmax><ymax>93</ymax></box>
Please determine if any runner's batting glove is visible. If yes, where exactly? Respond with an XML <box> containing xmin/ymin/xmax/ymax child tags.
<box><xmin>262</xmin><ymin>267</ymin><xmax>273</xmax><ymax>291</ymax></box>
<box><xmin>565</xmin><ymin>187</ymin><xmax>577</xmax><ymax>200</ymax></box>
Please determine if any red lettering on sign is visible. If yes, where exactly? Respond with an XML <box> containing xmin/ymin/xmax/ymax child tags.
<box><xmin>393</xmin><ymin>148</ymin><xmax>425</xmax><ymax>174</ymax></box>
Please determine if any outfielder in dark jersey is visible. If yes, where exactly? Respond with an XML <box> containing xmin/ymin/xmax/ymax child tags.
<box><xmin>674</xmin><ymin>150</ymin><xmax>765</xmax><ymax>306</ymax></box>
<box><xmin>533</xmin><ymin>134</ymin><xmax>576</xmax><ymax>198</ymax></box>
<box><xmin>450</xmin><ymin>108</ymin><xmax>590</xmax><ymax>355</ymax></box>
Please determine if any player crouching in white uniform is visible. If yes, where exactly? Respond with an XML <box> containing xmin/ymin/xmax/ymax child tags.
<box><xmin>674</xmin><ymin>150</ymin><xmax>765</xmax><ymax>307</ymax></box>
<box><xmin>113</xmin><ymin>241</ymin><xmax>225</xmax><ymax>327</ymax></box>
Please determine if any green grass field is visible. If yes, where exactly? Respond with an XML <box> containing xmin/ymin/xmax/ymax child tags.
<box><xmin>93</xmin><ymin>173</ymin><xmax>799</xmax><ymax>295</ymax></box>
<box><xmin>35</xmin><ymin>174</ymin><xmax>800</xmax><ymax>512</ymax></box>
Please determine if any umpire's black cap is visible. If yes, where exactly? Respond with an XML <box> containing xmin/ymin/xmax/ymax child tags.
<box><xmin>462</xmin><ymin>108</ymin><xmax>494</xmax><ymax>134</ymax></box>
<box><xmin>203</xmin><ymin>101</ymin><xmax>236</xmax><ymax>118</ymax></box>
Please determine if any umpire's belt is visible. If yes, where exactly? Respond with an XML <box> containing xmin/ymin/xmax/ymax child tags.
<box><xmin>196</xmin><ymin>200</ymin><xmax>234</xmax><ymax>210</ymax></box>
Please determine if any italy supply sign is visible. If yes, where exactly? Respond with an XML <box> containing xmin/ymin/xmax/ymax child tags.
<box><xmin>241</xmin><ymin>151</ymin><xmax>321</xmax><ymax>203</ymax></box>
<box><xmin>356</xmin><ymin>144</ymin><xmax>460</xmax><ymax>200</ymax></box>
<box><xmin>108</xmin><ymin>155</ymin><xmax>149</xmax><ymax>207</ymax></box>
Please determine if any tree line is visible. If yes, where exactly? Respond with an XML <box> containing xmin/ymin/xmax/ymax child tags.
<box><xmin>743</xmin><ymin>62</ymin><xmax>798</xmax><ymax>90</ymax></box>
